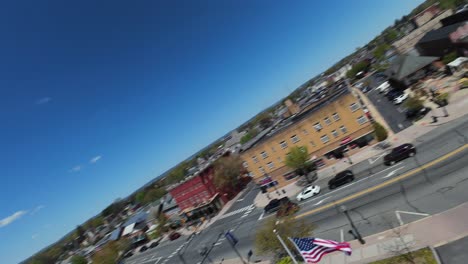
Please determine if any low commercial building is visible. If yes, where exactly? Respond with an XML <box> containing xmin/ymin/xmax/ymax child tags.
<box><xmin>240</xmin><ymin>85</ymin><xmax>374</xmax><ymax>190</ymax></box>
<box><xmin>386</xmin><ymin>55</ymin><xmax>439</xmax><ymax>88</ymax></box>
<box><xmin>167</xmin><ymin>164</ymin><xmax>229</xmax><ymax>225</ymax></box>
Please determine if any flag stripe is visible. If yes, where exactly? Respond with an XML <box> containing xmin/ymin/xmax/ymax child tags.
<box><xmin>290</xmin><ymin>237</ymin><xmax>352</xmax><ymax>263</ymax></box>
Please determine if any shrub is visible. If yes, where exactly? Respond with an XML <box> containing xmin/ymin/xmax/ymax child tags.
<box><xmin>403</xmin><ymin>96</ymin><xmax>424</xmax><ymax>111</ymax></box>
<box><xmin>373</xmin><ymin>122</ymin><xmax>388</xmax><ymax>142</ymax></box>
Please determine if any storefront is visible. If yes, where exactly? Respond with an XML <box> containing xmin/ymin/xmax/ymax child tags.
<box><xmin>180</xmin><ymin>193</ymin><xmax>224</xmax><ymax>226</ymax></box>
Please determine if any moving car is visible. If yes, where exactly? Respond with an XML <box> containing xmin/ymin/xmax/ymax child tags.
<box><xmin>264</xmin><ymin>197</ymin><xmax>292</xmax><ymax>214</ymax></box>
<box><xmin>328</xmin><ymin>170</ymin><xmax>354</xmax><ymax>190</ymax></box>
<box><xmin>169</xmin><ymin>232</ymin><xmax>181</xmax><ymax>241</ymax></box>
<box><xmin>384</xmin><ymin>143</ymin><xmax>416</xmax><ymax>166</ymax></box>
<box><xmin>296</xmin><ymin>185</ymin><xmax>321</xmax><ymax>201</ymax></box>
<box><xmin>394</xmin><ymin>92</ymin><xmax>409</xmax><ymax>104</ymax></box>
<box><xmin>405</xmin><ymin>107</ymin><xmax>431</xmax><ymax>120</ymax></box>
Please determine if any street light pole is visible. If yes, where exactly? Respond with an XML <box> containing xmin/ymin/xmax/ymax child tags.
<box><xmin>340</xmin><ymin>205</ymin><xmax>365</xmax><ymax>245</ymax></box>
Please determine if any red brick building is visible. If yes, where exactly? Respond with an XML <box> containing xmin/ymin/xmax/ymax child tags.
<box><xmin>167</xmin><ymin>165</ymin><xmax>229</xmax><ymax>224</ymax></box>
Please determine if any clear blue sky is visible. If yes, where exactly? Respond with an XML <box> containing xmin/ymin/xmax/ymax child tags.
<box><xmin>0</xmin><ymin>0</ymin><xmax>423</xmax><ymax>263</ymax></box>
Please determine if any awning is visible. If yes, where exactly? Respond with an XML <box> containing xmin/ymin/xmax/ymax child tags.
<box><xmin>179</xmin><ymin>193</ymin><xmax>220</xmax><ymax>214</ymax></box>
<box><xmin>340</xmin><ymin>136</ymin><xmax>352</xmax><ymax>145</ymax></box>
<box><xmin>448</xmin><ymin>57</ymin><xmax>467</xmax><ymax>67</ymax></box>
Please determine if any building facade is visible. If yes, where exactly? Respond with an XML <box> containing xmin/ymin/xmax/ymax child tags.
<box><xmin>240</xmin><ymin>87</ymin><xmax>374</xmax><ymax>190</ymax></box>
<box><xmin>167</xmin><ymin>165</ymin><xmax>228</xmax><ymax>225</ymax></box>
<box><xmin>393</xmin><ymin>9</ymin><xmax>453</xmax><ymax>55</ymax></box>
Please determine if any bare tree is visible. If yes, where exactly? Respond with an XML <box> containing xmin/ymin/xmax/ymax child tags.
<box><xmin>380</xmin><ymin>217</ymin><xmax>417</xmax><ymax>264</ymax></box>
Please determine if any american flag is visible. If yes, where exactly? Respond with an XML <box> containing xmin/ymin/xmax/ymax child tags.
<box><xmin>289</xmin><ymin>237</ymin><xmax>352</xmax><ymax>263</ymax></box>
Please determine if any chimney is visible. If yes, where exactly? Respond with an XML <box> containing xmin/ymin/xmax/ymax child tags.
<box><xmin>284</xmin><ymin>99</ymin><xmax>300</xmax><ymax>116</ymax></box>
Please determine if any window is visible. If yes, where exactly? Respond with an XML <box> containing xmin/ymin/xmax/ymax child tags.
<box><xmin>260</xmin><ymin>151</ymin><xmax>268</xmax><ymax>159</ymax></box>
<box><xmin>283</xmin><ymin>172</ymin><xmax>297</xmax><ymax>181</ymax></box>
<box><xmin>313</xmin><ymin>122</ymin><xmax>323</xmax><ymax>131</ymax></box>
<box><xmin>291</xmin><ymin>135</ymin><xmax>300</xmax><ymax>143</ymax></box>
<box><xmin>333</xmin><ymin>113</ymin><xmax>340</xmax><ymax>121</ymax></box>
<box><xmin>302</xmin><ymin>129</ymin><xmax>309</xmax><ymax>135</ymax></box>
<box><xmin>267</xmin><ymin>162</ymin><xmax>275</xmax><ymax>169</ymax></box>
<box><xmin>242</xmin><ymin>161</ymin><xmax>248</xmax><ymax>168</ymax></box>
<box><xmin>310</xmin><ymin>141</ymin><xmax>316</xmax><ymax>147</ymax></box>
<box><xmin>280</xmin><ymin>141</ymin><xmax>288</xmax><ymax>149</ymax></box>
<box><xmin>324</xmin><ymin>117</ymin><xmax>331</xmax><ymax>125</ymax></box>
<box><xmin>340</xmin><ymin>125</ymin><xmax>348</xmax><ymax>134</ymax></box>
<box><xmin>249</xmin><ymin>172</ymin><xmax>255</xmax><ymax>177</ymax></box>
<box><xmin>357</xmin><ymin>115</ymin><xmax>368</xmax><ymax>125</ymax></box>
<box><xmin>259</xmin><ymin>166</ymin><xmax>266</xmax><ymax>174</ymax></box>
<box><xmin>350</xmin><ymin>103</ymin><xmax>360</xmax><ymax>112</ymax></box>
<box><xmin>320</xmin><ymin>134</ymin><xmax>330</xmax><ymax>143</ymax></box>
<box><xmin>252</xmin><ymin>156</ymin><xmax>258</xmax><ymax>163</ymax></box>
<box><xmin>331</xmin><ymin>130</ymin><xmax>339</xmax><ymax>138</ymax></box>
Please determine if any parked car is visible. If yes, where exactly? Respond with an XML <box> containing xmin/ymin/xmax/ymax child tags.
<box><xmin>264</xmin><ymin>197</ymin><xmax>291</xmax><ymax>214</ymax></box>
<box><xmin>376</xmin><ymin>81</ymin><xmax>390</xmax><ymax>93</ymax></box>
<box><xmin>296</xmin><ymin>185</ymin><xmax>321</xmax><ymax>201</ymax></box>
<box><xmin>394</xmin><ymin>93</ymin><xmax>409</xmax><ymax>104</ymax></box>
<box><xmin>384</xmin><ymin>143</ymin><xmax>416</xmax><ymax>166</ymax></box>
<box><xmin>386</xmin><ymin>89</ymin><xmax>403</xmax><ymax>100</ymax></box>
<box><xmin>122</xmin><ymin>250</ymin><xmax>133</xmax><ymax>259</ymax></box>
<box><xmin>328</xmin><ymin>170</ymin><xmax>354</xmax><ymax>189</ymax></box>
<box><xmin>276</xmin><ymin>202</ymin><xmax>300</xmax><ymax>218</ymax></box>
<box><xmin>169</xmin><ymin>232</ymin><xmax>181</xmax><ymax>241</ymax></box>
<box><xmin>139</xmin><ymin>245</ymin><xmax>148</xmax><ymax>252</ymax></box>
<box><xmin>405</xmin><ymin>107</ymin><xmax>431</xmax><ymax>119</ymax></box>
<box><xmin>149</xmin><ymin>241</ymin><xmax>159</xmax><ymax>248</ymax></box>
<box><xmin>361</xmin><ymin>86</ymin><xmax>372</xmax><ymax>93</ymax></box>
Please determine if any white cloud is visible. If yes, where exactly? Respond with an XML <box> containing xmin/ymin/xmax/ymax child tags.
<box><xmin>32</xmin><ymin>234</ymin><xmax>39</xmax><ymax>240</ymax></box>
<box><xmin>89</xmin><ymin>155</ymin><xmax>102</xmax><ymax>164</ymax></box>
<box><xmin>70</xmin><ymin>165</ymin><xmax>82</xmax><ymax>173</ymax></box>
<box><xmin>35</xmin><ymin>97</ymin><xmax>52</xmax><ymax>105</ymax></box>
<box><xmin>0</xmin><ymin>210</ymin><xmax>27</xmax><ymax>228</ymax></box>
<box><xmin>30</xmin><ymin>205</ymin><xmax>45</xmax><ymax>215</ymax></box>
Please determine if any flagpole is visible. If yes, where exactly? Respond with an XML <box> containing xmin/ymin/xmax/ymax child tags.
<box><xmin>288</xmin><ymin>237</ymin><xmax>307</xmax><ymax>263</ymax></box>
<box><xmin>273</xmin><ymin>229</ymin><xmax>299</xmax><ymax>264</ymax></box>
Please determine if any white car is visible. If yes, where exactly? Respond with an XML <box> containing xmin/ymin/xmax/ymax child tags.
<box><xmin>394</xmin><ymin>93</ymin><xmax>408</xmax><ymax>104</ymax></box>
<box><xmin>376</xmin><ymin>81</ymin><xmax>390</xmax><ymax>93</ymax></box>
<box><xmin>296</xmin><ymin>185</ymin><xmax>321</xmax><ymax>201</ymax></box>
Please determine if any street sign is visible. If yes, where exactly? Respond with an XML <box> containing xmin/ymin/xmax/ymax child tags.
<box><xmin>225</xmin><ymin>231</ymin><xmax>239</xmax><ymax>245</ymax></box>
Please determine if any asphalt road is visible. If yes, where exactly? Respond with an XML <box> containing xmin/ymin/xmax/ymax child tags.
<box><xmin>124</xmin><ymin>115</ymin><xmax>468</xmax><ymax>264</ymax></box>
<box><xmin>436</xmin><ymin>236</ymin><xmax>468</xmax><ymax>264</ymax></box>
<box><xmin>366</xmin><ymin>74</ymin><xmax>412</xmax><ymax>133</ymax></box>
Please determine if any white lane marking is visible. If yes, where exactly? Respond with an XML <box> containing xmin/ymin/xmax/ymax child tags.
<box><xmin>153</xmin><ymin>257</ymin><xmax>162</xmax><ymax>264</ymax></box>
<box><xmin>313</xmin><ymin>196</ymin><xmax>331</xmax><ymax>206</ymax></box>
<box><xmin>258</xmin><ymin>211</ymin><xmax>265</xmax><ymax>221</ymax></box>
<box><xmin>368</xmin><ymin>152</ymin><xmax>387</xmax><ymax>164</ymax></box>
<box><xmin>218</xmin><ymin>204</ymin><xmax>254</xmax><ymax>220</ymax></box>
<box><xmin>383</xmin><ymin>166</ymin><xmax>405</xmax><ymax>178</ymax></box>
<box><xmin>340</xmin><ymin>229</ymin><xmax>344</xmax><ymax>242</ymax></box>
<box><xmin>395</xmin><ymin>210</ymin><xmax>429</xmax><ymax>226</ymax></box>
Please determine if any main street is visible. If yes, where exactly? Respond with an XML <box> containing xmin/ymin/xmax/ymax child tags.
<box><xmin>124</xmin><ymin>114</ymin><xmax>468</xmax><ymax>264</ymax></box>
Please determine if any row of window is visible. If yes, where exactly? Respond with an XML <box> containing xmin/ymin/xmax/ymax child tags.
<box><xmin>179</xmin><ymin>191</ymin><xmax>211</xmax><ymax>208</ymax></box>
<box><xmin>247</xmin><ymin>115</ymin><xmax>368</xmax><ymax>170</ymax></box>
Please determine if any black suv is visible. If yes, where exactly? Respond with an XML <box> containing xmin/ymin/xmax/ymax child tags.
<box><xmin>405</xmin><ymin>107</ymin><xmax>431</xmax><ymax>120</ymax></box>
<box><xmin>264</xmin><ymin>197</ymin><xmax>291</xmax><ymax>214</ymax></box>
<box><xmin>384</xmin><ymin>143</ymin><xmax>416</xmax><ymax>165</ymax></box>
<box><xmin>328</xmin><ymin>170</ymin><xmax>354</xmax><ymax>190</ymax></box>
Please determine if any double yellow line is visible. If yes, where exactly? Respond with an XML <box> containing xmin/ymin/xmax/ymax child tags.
<box><xmin>295</xmin><ymin>144</ymin><xmax>468</xmax><ymax>219</ymax></box>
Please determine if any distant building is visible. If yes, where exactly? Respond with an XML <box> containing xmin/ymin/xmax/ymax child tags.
<box><xmin>393</xmin><ymin>9</ymin><xmax>453</xmax><ymax>55</ymax></box>
<box><xmin>121</xmin><ymin>211</ymin><xmax>149</xmax><ymax>238</ymax></box>
<box><xmin>224</xmin><ymin>130</ymin><xmax>246</xmax><ymax>153</ymax></box>
<box><xmin>167</xmin><ymin>164</ymin><xmax>229</xmax><ymax>225</ymax></box>
<box><xmin>240</xmin><ymin>85</ymin><xmax>374</xmax><ymax>190</ymax></box>
<box><xmin>386</xmin><ymin>55</ymin><xmax>439</xmax><ymax>88</ymax></box>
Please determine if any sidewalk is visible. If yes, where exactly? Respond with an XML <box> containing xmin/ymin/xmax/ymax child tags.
<box><xmin>320</xmin><ymin>202</ymin><xmax>468</xmax><ymax>263</ymax></box>
<box><xmin>253</xmin><ymin>84</ymin><xmax>468</xmax><ymax>208</ymax></box>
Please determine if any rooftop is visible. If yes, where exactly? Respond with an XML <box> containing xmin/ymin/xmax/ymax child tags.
<box><xmin>240</xmin><ymin>83</ymin><xmax>350</xmax><ymax>153</ymax></box>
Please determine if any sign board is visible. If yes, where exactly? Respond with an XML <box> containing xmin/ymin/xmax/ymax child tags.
<box><xmin>225</xmin><ymin>231</ymin><xmax>238</xmax><ymax>245</ymax></box>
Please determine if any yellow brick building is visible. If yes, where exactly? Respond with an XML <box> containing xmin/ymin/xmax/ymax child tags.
<box><xmin>240</xmin><ymin>87</ymin><xmax>374</xmax><ymax>190</ymax></box>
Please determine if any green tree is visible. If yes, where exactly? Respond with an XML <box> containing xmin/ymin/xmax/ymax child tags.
<box><xmin>240</xmin><ymin>129</ymin><xmax>258</xmax><ymax>144</ymax></box>
<box><xmin>91</xmin><ymin>239</ymin><xmax>129</xmax><ymax>264</ymax></box>
<box><xmin>346</xmin><ymin>61</ymin><xmax>370</xmax><ymax>79</ymax></box>
<box><xmin>143</xmin><ymin>188</ymin><xmax>167</xmax><ymax>205</ymax></box>
<box><xmin>71</xmin><ymin>255</ymin><xmax>87</xmax><ymax>264</ymax></box>
<box><xmin>166</xmin><ymin>162</ymin><xmax>188</xmax><ymax>184</ymax></box>
<box><xmin>254</xmin><ymin>112</ymin><xmax>273</xmax><ymax>128</ymax></box>
<box><xmin>403</xmin><ymin>96</ymin><xmax>424</xmax><ymax>111</ymax></box>
<box><xmin>255</xmin><ymin>216</ymin><xmax>314</xmax><ymax>258</ymax></box>
<box><xmin>284</xmin><ymin>146</ymin><xmax>317</xmax><ymax>183</ymax></box>
<box><xmin>384</xmin><ymin>29</ymin><xmax>399</xmax><ymax>43</ymax></box>
<box><xmin>135</xmin><ymin>191</ymin><xmax>145</xmax><ymax>203</ymax></box>
<box><xmin>213</xmin><ymin>156</ymin><xmax>244</xmax><ymax>192</ymax></box>
<box><xmin>373</xmin><ymin>44</ymin><xmax>391</xmax><ymax>60</ymax></box>
<box><xmin>442</xmin><ymin>51</ymin><xmax>458</xmax><ymax>64</ymax></box>
<box><xmin>373</xmin><ymin>122</ymin><xmax>388</xmax><ymax>142</ymax></box>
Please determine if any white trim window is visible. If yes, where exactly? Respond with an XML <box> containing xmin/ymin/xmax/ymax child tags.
<box><xmin>313</xmin><ymin>122</ymin><xmax>323</xmax><ymax>131</ymax></box>
<box><xmin>350</xmin><ymin>103</ymin><xmax>360</xmax><ymax>112</ymax></box>
<box><xmin>242</xmin><ymin>161</ymin><xmax>249</xmax><ymax>168</ymax></box>
<box><xmin>291</xmin><ymin>134</ymin><xmax>300</xmax><ymax>144</ymax></box>
<box><xmin>324</xmin><ymin>117</ymin><xmax>331</xmax><ymax>125</ymax></box>
<box><xmin>333</xmin><ymin>112</ymin><xmax>340</xmax><ymax>121</ymax></box>
<box><xmin>320</xmin><ymin>134</ymin><xmax>330</xmax><ymax>143</ymax></box>
<box><xmin>357</xmin><ymin>115</ymin><xmax>368</xmax><ymax>125</ymax></box>
<box><xmin>280</xmin><ymin>140</ymin><xmax>288</xmax><ymax>149</ymax></box>
<box><xmin>252</xmin><ymin>156</ymin><xmax>258</xmax><ymax>163</ymax></box>
<box><xmin>267</xmin><ymin>161</ymin><xmax>275</xmax><ymax>170</ymax></box>
<box><xmin>340</xmin><ymin>125</ymin><xmax>348</xmax><ymax>133</ymax></box>
<box><xmin>302</xmin><ymin>129</ymin><xmax>309</xmax><ymax>135</ymax></box>
<box><xmin>260</xmin><ymin>151</ymin><xmax>268</xmax><ymax>159</ymax></box>
<box><xmin>259</xmin><ymin>166</ymin><xmax>266</xmax><ymax>174</ymax></box>
<box><xmin>331</xmin><ymin>130</ymin><xmax>339</xmax><ymax>138</ymax></box>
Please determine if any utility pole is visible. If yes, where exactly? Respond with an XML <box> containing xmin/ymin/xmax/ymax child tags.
<box><xmin>178</xmin><ymin>233</ymin><xmax>197</xmax><ymax>264</ymax></box>
<box><xmin>273</xmin><ymin>229</ymin><xmax>299</xmax><ymax>264</ymax></box>
<box><xmin>340</xmin><ymin>205</ymin><xmax>365</xmax><ymax>244</ymax></box>
<box><xmin>200</xmin><ymin>233</ymin><xmax>223</xmax><ymax>264</ymax></box>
